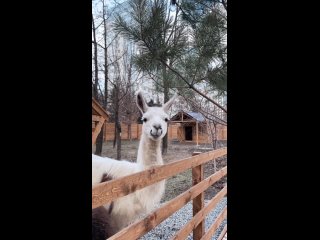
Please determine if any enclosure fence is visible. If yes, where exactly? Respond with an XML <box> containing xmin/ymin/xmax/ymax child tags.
<box><xmin>92</xmin><ymin>148</ymin><xmax>227</xmax><ymax>240</ymax></box>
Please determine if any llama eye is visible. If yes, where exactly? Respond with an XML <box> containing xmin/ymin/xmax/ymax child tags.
<box><xmin>143</xmin><ymin>118</ymin><xmax>147</xmax><ymax>122</ymax></box>
<box><xmin>165</xmin><ymin>118</ymin><xmax>169</xmax><ymax>122</ymax></box>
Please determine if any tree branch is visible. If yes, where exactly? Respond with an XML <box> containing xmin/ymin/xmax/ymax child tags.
<box><xmin>180</xmin><ymin>93</ymin><xmax>227</xmax><ymax>125</ymax></box>
<box><xmin>159</xmin><ymin>59</ymin><xmax>227</xmax><ymax>113</ymax></box>
<box><xmin>93</xmin><ymin>41</ymin><xmax>105</xmax><ymax>49</ymax></box>
<box><xmin>107</xmin><ymin>49</ymin><xmax>128</xmax><ymax>67</ymax></box>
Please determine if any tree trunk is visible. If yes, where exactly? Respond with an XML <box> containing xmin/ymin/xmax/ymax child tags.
<box><xmin>212</xmin><ymin>123</ymin><xmax>217</xmax><ymax>149</ymax></box>
<box><xmin>95</xmin><ymin>1</ymin><xmax>109</xmax><ymax>156</ymax></box>
<box><xmin>114</xmin><ymin>85</ymin><xmax>121</xmax><ymax>160</ymax></box>
<box><xmin>92</xmin><ymin>13</ymin><xmax>99</xmax><ymax>100</ymax></box>
<box><xmin>95</xmin><ymin>128</ymin><xmax>104</xmax><ymax>155</ymax></box>
<box><xmin>113</xmin><ymin>124</ymin><xmax>116</xmax><ymax>148</ymax></box>
<box><xmin>128</xmin><ymin>123</ymin><xmax>132</xmax><ymax>141</ymax></box>
<box><xmin>103</xmin><ymin>0</ymin><xmax>108</xmax><ymax>107</ymax></box>
<box><xmin>162</xmin><ymin>65</ymin><xmax>169</xmax><ymax>155</ymax></box>
<box><xmin>208</xmin><ymin>121</ymin><xmax>215</xmax><ymax>149</ymax></box>
<box><xmin>214</xmin><ymin>123</ymin><xmax>218</xmax><ymax>149</ymax></box>
<box><xmin>92</xmin><ymin>13</ymin><xmax>103</xmax><ymax>154</ymax></box>
<box><xmin>116</xmin><ymin>121</ymin><xmax>121</xmax><ymax>160</ymax></box>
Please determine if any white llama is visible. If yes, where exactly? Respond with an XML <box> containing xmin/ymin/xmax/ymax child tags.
<box><xmin>92</xmin><ymin>91</ymin><xmax>177</xmax><ymax>236</ymax></box>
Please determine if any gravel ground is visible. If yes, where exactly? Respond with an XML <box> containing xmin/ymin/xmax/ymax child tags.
<box><xmin>139</xmin><ymin>197</ymin><xmax>227</xmax><ymax>240</ymax></box>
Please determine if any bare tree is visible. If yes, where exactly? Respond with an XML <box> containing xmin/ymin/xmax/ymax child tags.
<box><xmin>108</xmin><ymin>39</ymin><xmax>140</xmax><ymax>159</ymax></box>
<box><xmin>92</xmin><ymin>0</ymin><xmax>124</xmax><ymax>155</ymax></box>
<box><xmin>102</xmin><ymin>0</ymin><xmax>109</xmax><ymax>107</ymax></box>
<box><xmin>95</xmin><ymin>0</ymin><xmax>111</xmax><ymax>155</ymax></box>
<box><xmin>92</xmin><ymin>12</ymin><xmax>99</xmax><ymax>100</ymax></box>
<box><xmin>119</xmin><ymin>57</ymin><xmax>141</xmax><ymax>141</ymax></box>
<box><xmin>92</xmin><ymin>11</ymin><xmax>106</xmax><ymax>155</ymax></box>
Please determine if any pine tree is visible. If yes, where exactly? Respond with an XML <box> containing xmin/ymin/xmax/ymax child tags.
<box><xmin>113</xmin><ymin>0</ymin><xmax>227</xmax><ymax>151</ymax></box>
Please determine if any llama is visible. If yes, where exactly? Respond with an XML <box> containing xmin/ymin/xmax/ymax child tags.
<box><xmin>92</xmin><ymin>91</ymin><xmax>177</xmax><ymax>237</ymax></box>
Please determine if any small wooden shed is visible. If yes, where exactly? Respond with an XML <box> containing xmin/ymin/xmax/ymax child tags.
<box><xmin>170</xmin><ymin>111</ymin><xmax>227</xmax><ymax>145</ymax></box>
<box><xmin>170</xmin><ymin>111</ymin><xmax>206</xmax><ymax>145</ymax></box>
<box><xmin>92</xmin><ymin>98</ymin><xmax>109</xmax><ymax>144</ymax></box>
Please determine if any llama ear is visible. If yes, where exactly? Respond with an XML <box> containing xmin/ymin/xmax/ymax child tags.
<box><xmin>136</xmin><ymin>91</ymin><xmax>149</xmax><ymax>113</ymax></box>
<box><xmin>163</xmin><ymin>93</ymin><xmax>177</xmax><ymax>112</ymax></box>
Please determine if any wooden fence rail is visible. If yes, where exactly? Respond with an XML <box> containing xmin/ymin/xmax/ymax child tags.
<box><xmin>92</xmin><ymin>148</ymin><xmax>227</xmax><ymax>208</ymax></box>
<box><xmin>172</xmin><ymin>186</ymin><xmax>227</xmax><ymax>240</ymax></box>
<box><xmin>92</xmin><ymin>148</ymin><xmax>227</xmax><ymax>240</ymax></box>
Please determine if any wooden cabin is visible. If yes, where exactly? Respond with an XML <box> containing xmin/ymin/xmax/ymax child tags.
<box><xmin>170</xmin><ymin>111</ymin><xmax>227</xmax><ymax>145</ymax></box>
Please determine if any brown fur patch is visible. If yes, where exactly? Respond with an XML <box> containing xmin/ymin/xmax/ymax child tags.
<box><xmin>92</xmin><ymin>207</ymin><xmax>113</xmax><ymax>240</ymax></box>
<box><xmin>101</xmin><ymin>173</ymin><xmax>113</xmax><ymax>182</ymax></box>
<box><xmin>108</xmin><ymin>202</ymin><xmax>114</xmax><ymax>214</ymax></box>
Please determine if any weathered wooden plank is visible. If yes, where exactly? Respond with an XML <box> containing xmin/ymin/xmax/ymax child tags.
<box><xmin>107</xmin><ymin>167</ymin><xmax>227</xmax><ymax>240</ymax></box>
<box><xmin>192</xmin><ymin>164</ymin><xmax>204</xmax><ymax>239</ymax></box>
<box><xmin>200</xmin><ymin>207</ymin><xmax>227</xmax><ymax>240</ymax></box>
<box><xmin>92</xmin><ymin>119</ymin><xmax>105</xmax><ymax>144</ymax></box>
<box><xmin>92</xmin><ymin>148</ymin><xmax>227</xmax><ymax>208</ymax></box>
<box><xmin>92</xmin><ymin>98</ymin><xmax>109</xmax><ymax>120</ymax></box>
<box><xmin>171</xmin><ymin>186</ymin><xmax>227</xmax><ymax>240</ymax></box>
<box><xmin>92</xmin><ymin>115</ymin><xmax>104</xmax><ymax>122</ymax></box>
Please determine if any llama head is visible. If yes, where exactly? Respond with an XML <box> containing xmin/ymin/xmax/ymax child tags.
<box><xmin>136</xmin><ymin>91</ymin><xmax>177</xmax><ymax>141</ymax></box>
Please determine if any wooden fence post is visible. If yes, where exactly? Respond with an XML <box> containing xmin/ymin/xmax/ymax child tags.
<box><xmin>92</xmin><ymin>117</ymin><xmax>105</xmax><ymax>144</ymax></box>
<box><xmin>192</xmin><ymin>152</ymin><xmax>204</xmax><ymax>239</ymax></box>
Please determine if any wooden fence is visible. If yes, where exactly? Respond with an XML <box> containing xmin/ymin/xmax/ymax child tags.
<box><xmin>98</xmin><ymin>123</ymin><xmax>227</xmax><ymax>143</ymax></box>
<box><xmin>92</xmin><ymin>148</ymin><xmax>227</xmax><ymax>240</ymax></box>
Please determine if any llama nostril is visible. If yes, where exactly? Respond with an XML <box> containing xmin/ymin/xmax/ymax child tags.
<box><xmin>153</xmin><ymin>124</ymin><xmax>162</xmax><ymax>130</ymax></box>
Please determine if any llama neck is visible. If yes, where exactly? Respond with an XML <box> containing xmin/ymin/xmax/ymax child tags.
<box><xmin>137</xmin><ymin>134</ymin><xmax>163</xmax><ymax>168</ymax></box>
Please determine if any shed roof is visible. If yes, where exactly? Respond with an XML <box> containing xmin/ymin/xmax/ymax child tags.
<box><xmin>92</xmin><ymin>98</ymin><xmax>109</xmax><ymax>120</ymax></box>
<box><xmin>186</xmin><ymin>111</ymin><xmax>205</xmax><ymax>122</ymax></box>
<box><xmin>170</xmin><ymin>110</ymin><xmax>206</xmax><ymax>122</ymax></box>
